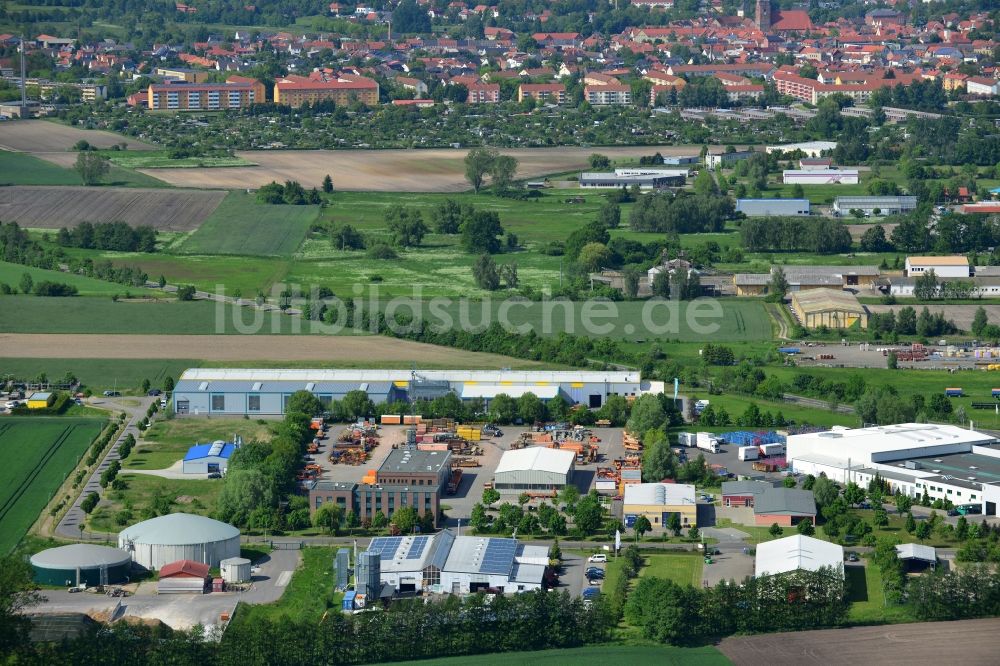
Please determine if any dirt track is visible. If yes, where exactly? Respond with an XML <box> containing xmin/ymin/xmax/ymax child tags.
<box><xmin>0</xmin><ymin>186</ymin><xmax>226</xmax><ymax>231</ymax></box>
<box><xmin>137</xmin><ymin>145</ymin><xmax>719</xmax><ymax>192</ymax></box>
<box><xmin>718</xmin><ymin>618</ymin><xmax>1000</xmax><ymax>665</ymax></box>
<box><xmin>0</xmin><ymin>120</ymin><xmax>157</xmax><ymax>153</ymax></box>
<box><xmin>0</xmin><ymin>334</ymin><xmax>548</xmax><ymax>368</ymax></box>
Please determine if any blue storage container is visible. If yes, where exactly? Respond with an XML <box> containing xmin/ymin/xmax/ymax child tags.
<box><xmin>343</xmin><ymin>590</ymin><xmax>357</xmax><ymax>611</ymax></box>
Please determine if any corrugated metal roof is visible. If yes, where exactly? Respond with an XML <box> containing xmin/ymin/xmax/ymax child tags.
<box><xmin>753</xmin><ymin>488</ymin><xmax>817</xmax><ymax>516</ymax></box>
<box><xmin>461</xmin><ymin>384</ymin><xmax>560</xmax><ymax>400</ymax></box>
<box><xmin>184</xmin><ymin>441</ymin><xmax>235</xmax><ymax>461</ymax></box>
<box><xmin>119</xmin><ymin>513</ymin><xmax>239</xmax><ymax>545</ymax></box>
<box><xmin>623</xmin><ymin>482</ymin><xmax>696</xmax><ymax>506</ymax></box>
<box><xmin>179</xmin><ymin>368</ymin><xmax>639</xmax><ymax>384</ymax></box>
<box><xmin>495</xmin><ymin>447</ymin><xmax>575</xmax><ymax>475</ymax></box>
<box><xmin>754</xmin><ymin>535</ymin><xmax>843</xmax><ymax>578</ymax></box>
<box><xmin>791</xmin><ymin>288</ymin><xmax>865</xmax><ymax>314</ymax></box>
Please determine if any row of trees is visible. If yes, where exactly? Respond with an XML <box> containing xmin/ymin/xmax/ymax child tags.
<box><xmin>56</xmin><ymin>221</ymin><xmax>157</xmax><ymax>253</ymax></box>
<box><xmin>214</xmin><ymin>391</ymin><xmax>321</xmax><ymax>529</ymax></box>
<box><xmin>739</xmin><ymin>217</ymin><xmax>853</xmax><ymax>254</ymax></box>
<box><xmin>629</xmin><ymin>191</ymin><xmax>733</xmax><ymax>234</ymax></box>
<box><xmin>626</xmin><ymin>569</ymin><xmax>847</xmax><ymax>645</ymax></box>
<box><xmin>257</xmin><ymin>180</ymin><xmax>322</xmax><ymax>205</ymax></box>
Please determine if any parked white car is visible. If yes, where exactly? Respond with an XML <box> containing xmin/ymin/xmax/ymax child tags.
<box><xmin>588</xmin><ymin>553</ymin><xmax>607</xmax><ymax>563</ymax></box>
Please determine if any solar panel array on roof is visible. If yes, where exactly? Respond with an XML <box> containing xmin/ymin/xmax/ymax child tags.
<box><xmin>405</xmin><ymin>535</ymin><xmax>429</xmax><ymax>560</ymax></box>
<box><xmin>368</xmin><ymin>537</ymin><xmax>403</xmax><ymax>560</ymax></box>
<box><xmin>479</xmin><ymin>539</ymin><xmax>516</xmax><ymax>575</ymax></box>
<box><xmin>208</xmin><ymin>441</ymin><xmax>225</xmax><ymax>456</ymax></box>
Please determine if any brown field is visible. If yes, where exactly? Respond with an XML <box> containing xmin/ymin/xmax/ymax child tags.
<box><xmin>0</xmin><ymin>120</ymin><xmax>157</xmax><ymax>153</ymax></box>
<box><xmin>0</xmin><ymin>186</ymin><xmax>226</xmax><ymax>231</ymax></box>
<box><xmin>867</xmin><ymin>303</ymin><xmax>1000</xmax><ymax>330</ymax></box>
<box><xmin>846</xmin><ymin>222</ymin><xmax>898</xmax><ymax>242</ymax></box>
<box><xmin>0</xmin><ymin>334</ymin><xmax>552</xmax><ymax>368</ymax></box>
<box><xmin>138</xmin><ymin>145</ymin><xmax>720</xmax><ymax>192</ymax></box>
<box><xmin>719</xmin><ymin>618</ymin><xmax>1000</xmax><ymax>666</ymax></box>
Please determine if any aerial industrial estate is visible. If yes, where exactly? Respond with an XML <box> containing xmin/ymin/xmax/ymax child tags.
<box><xmin>1</xmin><ymin>0</ymin><xmax>1000</xmax><ymax>663</ymax></box>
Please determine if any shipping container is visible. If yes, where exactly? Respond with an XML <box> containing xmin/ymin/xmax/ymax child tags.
<box><xmin>738</xmin><ymin>446</ymin><xmax>759</xmax><ymax>461</ymax></box>
<box><xmin>760</xmin><ymin>443</ymin><xmax>786</xmax><ymax>456</ymax></box>
<box><xmin>380</xmin><ymin>415</ymin><xmax>402</xmax><ymax>425</ymax></box>
<box><xmin>343</xmin><ymin>590</ymin><xmax>357</xmax><ymax>611</ymax></box>
<box><xmin>677</xmin><ymin>432</ymin><xmax>696</xmax><ymax>447</ymax></box>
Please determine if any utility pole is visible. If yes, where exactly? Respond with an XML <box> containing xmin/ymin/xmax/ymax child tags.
<box><xmin>19</xmin><ymin>35</ymin><xmax>27</xmax><ymax>112</ymax></box>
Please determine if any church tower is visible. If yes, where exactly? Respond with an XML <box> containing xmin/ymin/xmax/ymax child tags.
<box><xmin>756</xmin><ymin>0</ymin><xmax>771</xmax><ymax>31</ymax></box>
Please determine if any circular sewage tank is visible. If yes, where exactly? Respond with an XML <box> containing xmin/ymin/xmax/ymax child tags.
<box><xmin>220</xmin><ymin>557</ymin><xmax>252</xmax><ymax>583</ymax></box>
<box><xmin>118</xmin><ymin>512</ymin><xmax>240</xmax><ymax>570</ymax></box>
<box><xmin>31</xmin><ymin>544</ymin><xmax>133</xmax><ymax>586</ymax></box>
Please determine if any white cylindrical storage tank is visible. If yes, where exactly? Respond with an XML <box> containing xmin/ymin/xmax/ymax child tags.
<box><xmin>118</xmin><ymin>513</ymin><xmax>240</xmax><ymax>570</ymax></box>
<box><xmin>220</xmin><ymin>557</ymin><xmax>251</xmax><ymax>583</ymax></box>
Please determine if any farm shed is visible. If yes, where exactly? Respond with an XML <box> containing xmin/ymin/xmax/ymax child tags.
<box><xmin>790</xmin><ymin>289</ymin><xmax>868</xmax><ymax>329</ymax></box>
<box><xmin>895</xmin><ymin>543</ymin><xmax>936</xmax><ymax>571</ymax></box>
<box><xmin>493</xmin><ymin>447</ymin><xmax>575</xmax><ymax>494</ymax></box>
<box><xmin>26</xmin><ymin>392</ymin><xmax>54</xmax><ymax>409</ymax></box>
<box><xmin>755</xmin><ymin>535</ymin><xmax>844</xmax><ymax>579</ymax></box>
<box><xmin>182</xmin><ymin>440</ymin><xmax>235</xmax><ymax>474</ymax></box>
<box><xmin>118</xmin><ymin>513</ymin><xmax>240</xmax><ymax>570</ymax></box>
<box><xmin>31</xmin><ymin>544</ymin><xmax>132</xmax><ymax>587</ymax></box>
<box><xmin>157</xmin><ymin>559</ymin><xmax>209</xmax><ymax>594</ymax></box>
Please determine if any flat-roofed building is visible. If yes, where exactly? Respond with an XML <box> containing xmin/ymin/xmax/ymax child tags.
<box><xmin>172</xmin><ymin>368</ymin><xmax>657</xmax><ymax>415</ymax></box>
<box><xmin>148</xmin><ymin>79</ymin><xmax>263</xmax><ymax>111</ymax></box>
<box><xmin>579</xmin><ymin>172</ymin><xmax>682</xmax><ymax>189</ymax></box>
<box><xmin>833</xmin><ymin>196</ymin><xmax>917</xmax><ymax>216</ymax></box>
<box><xmin>904</xmin><ymin>255</ymin><xmax>970</xmax><ymax>278</ymax></box>
<box><xmin>783</xmin><ymin>169</ymin><xmax>859</xmax><ymax>185</ymax></box>
<box><xmin>736</xmin><ymin>198</ymin><xmax>811</xmax><ymax>217</ymax></box>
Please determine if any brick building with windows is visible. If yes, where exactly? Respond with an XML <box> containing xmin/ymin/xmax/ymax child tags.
<box><xmin>147</xmin><ymin>77</ymin><xmax>265</xmax><ymax>111</ymax></box>
<box><xmin>273</xmin><ymin>74</ymin><xmax>379</xmax><ymax>106</ymax></box>
<box><xmin>308</xmin><ymin>448</ymin><xmax>451</xmax><ymax>526</ymax></box>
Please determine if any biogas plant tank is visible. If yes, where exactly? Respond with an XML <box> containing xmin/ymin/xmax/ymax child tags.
<box><xmin>31</xmin><ymin>544</ymin><xmax>133</xmax><ymax>586</ymax></box>
<box><xmin>118</xmin><ymin>512</ymin><xmax>240</xmax><ymax>570</ymax></box>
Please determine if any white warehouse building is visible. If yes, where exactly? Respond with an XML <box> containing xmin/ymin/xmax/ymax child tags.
<box><xmin>786</xmin><ymin>423</ymin><xmax>1000</xmax><ymax>515</ymax></box>
<box><xmin>782</xmin><ymin>169</ymin><xmax>859</xmax><ymax>185</ymax></box>
<box><xmin>493</xmin><ymin>447</ymin><xmax>576</xmax><ymax>495</ymax></box>
<box><xmin>172</xmin><ymin>368</ymin><xmax>660</xmax><ymax>416</ymax></box>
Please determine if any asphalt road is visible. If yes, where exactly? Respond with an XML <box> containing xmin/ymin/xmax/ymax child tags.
<box><xmin>55</xmin><ymin>395</ymin><xmax>156</xmax><ymax>540</ymax></box>
<box><xmin>719</xmin><ymin>617</ymin><xmax>1000</xmax><ymax>666</ymax></box>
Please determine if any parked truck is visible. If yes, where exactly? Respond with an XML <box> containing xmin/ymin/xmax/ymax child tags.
<box><xmin>447</xmin><ymin>469</ymin><xmax>463</xmax><ymax>495</ymax></box>
<box><xmin>738</xmin><ymin>446</ymin><xmax>759</xmax><ymax>461</ymax></box>
<box><xmin>696</xmin><ymin>432</ymin><xmax>720</xmax><ymax>454</ymax></box>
